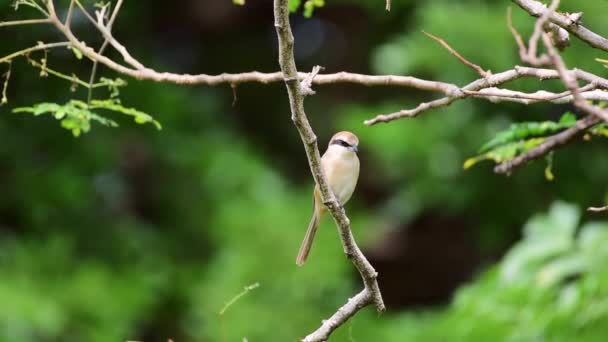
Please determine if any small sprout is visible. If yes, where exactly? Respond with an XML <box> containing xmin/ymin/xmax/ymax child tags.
<box><xmin>303</xmin><ymin>0</ymin><xmax>324</xmax><ymax>18</ymax></box>
<box><xmin>69</xmin><ymin>45</ymin><xmax>83</xmax><ymax>60</ymax></box>
<box><xmin>70</xmin><ymin>74</ymin><xmax>78</xmax><ymax>92</ymax></box>
<box><xmin>1</xmin><ymin>61</ymin><xmax>10</xmax><ymax>105</ymax></box>
<box><xmin>544</xmin><ymin>153</ymin><xmax>554</xmax><ymax>181</ymax></box>
<box><xmin>289</xmin><ymin>0</ymin><xmax>301</xmax><ymax>12</ymax></box>
<box><xmin>233</xmin><ymin>0</ymin><xmax>245</xmax><ymax>5</ymax></box>
<box><xmin>219</xmin><ymin>282</ymin><xmax>260</xmax><ymax>316</ymax></box>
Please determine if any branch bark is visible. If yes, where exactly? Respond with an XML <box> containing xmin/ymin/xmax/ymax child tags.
<box><xmin>512</xmin><ymin>0</ymin><xmax>608</xmax><ymax>52</ymax></box>
<box><xmin>273</xmin><ymin>0</ymin><xmax>385</xmax><ymax>341</ymax></box>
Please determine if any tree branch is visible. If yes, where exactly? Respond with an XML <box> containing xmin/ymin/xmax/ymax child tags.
<box><xmin>512</xmin><ymin>0</ymin><xmax>608</xmax><ymax>52</ymax></box>
<box><xmin>2</xmin><ymin>2</ymin><xmax>459</xmax><ymax>94</ymax></box>
<box><xmin>364</xmin><ymin>64</ymin><xmax>608</xmax><ymax>125</ymax></box>
<box><xmin>273</xmin><ymin>0</ymin><xmax>384</xmax><ymax>341</ymax></box>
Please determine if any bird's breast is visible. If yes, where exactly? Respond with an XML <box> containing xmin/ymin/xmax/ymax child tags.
<box><xmin>322</xmin><ymin>153</ymin><xmax>360</xmax><ymax>205</ymax></box>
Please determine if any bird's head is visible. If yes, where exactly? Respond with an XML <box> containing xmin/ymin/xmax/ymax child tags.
<box><xmin>328</xmin><ymin>131</ymin><xmax>359</xmax><ymax>154</ymax></box>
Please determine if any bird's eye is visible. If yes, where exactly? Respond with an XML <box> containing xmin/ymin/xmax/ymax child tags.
<box><xmin>339</xmin><ymin>140</ymin><xmax>349</xmax><ymax>147</ymax></box>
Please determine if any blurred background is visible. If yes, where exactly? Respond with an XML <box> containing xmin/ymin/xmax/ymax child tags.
<box><xmin>1</xmin><ymin>0</ymin><xmax>608</xmax><ymax>341</ymax></box>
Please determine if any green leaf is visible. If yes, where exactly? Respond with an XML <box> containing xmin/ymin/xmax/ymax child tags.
<box><xmin>536</xmin><ymin>253</ymin><xmax>586</xmax><ymax>288</ymax></box>
<box><xmin>90</xmin><ymin>99</ymin><xmax>161</xmax><ymax>130</ymax></box>
<box><xmin>464</xmin><ymin>112</ymin><xmax>593</xmax><ymax>171</ymax></box>
<box><xmin>463</xmin><ymin>138</ymin><xmax>545</xmax><ymax>169</ymax></box>
<box><xmin>68</xmin><ymin>46</ymin><xmax>83</xmax><ymax>60</ymax></box>
<box><xmin>12</xmin><ymin>98</ymin><xmax>153</xmax><ymax>136</ymax></box>
<box><xmin>288</xmin><ymin>0</ymin><xmax>301</xmax><ymax>12</ymax></box>
<box><xmin>544</xmin><ymin>152</ymin><xmax>554</xmax><ymax>181</ymax></box>
<box><xmin>232</xmin><ymin>0</ymin><xmax>245</xmax><ymax>5</ymax></box>
<box><xmin>524</xmin><ymin>201</ymin><xmax>580</xmax><ymax>239</ymax></box>
<box><xmin>303</xmin><ymin>0</ymin><xmax>324</xmax><ymax>18</ymax></box>
<box><xmin>479</xmin><ymin>113</ymin><xmax>576</xmax><ymax>154</ymax></box>
<box><xmin>501</xmin><ymin>236</ymin><xmax>572</xmax><ymax>284</ymax></box>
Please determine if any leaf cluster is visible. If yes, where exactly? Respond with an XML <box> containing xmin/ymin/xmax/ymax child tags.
<box><xmin>13</xmin><ymin>99</ymin><xmax>161</xmax><ymax>137</ymax></box>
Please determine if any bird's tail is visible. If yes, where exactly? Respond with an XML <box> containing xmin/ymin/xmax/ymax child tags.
<box><xmin>296</xmin><ymin>207</ymin><xmax>323</xmax><ymax>266</ymax></box>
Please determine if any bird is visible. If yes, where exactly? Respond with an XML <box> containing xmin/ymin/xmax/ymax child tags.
<box><xmin>296</xmin><ymin>131</ymin><xmax>360</xmax><ymax>266</ymax></box>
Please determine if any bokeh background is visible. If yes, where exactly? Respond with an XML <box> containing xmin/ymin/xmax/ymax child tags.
<box><xmin>1</xmin><ymin>0</ymin><xmax>608</xmax><ymax>341</ymax></box>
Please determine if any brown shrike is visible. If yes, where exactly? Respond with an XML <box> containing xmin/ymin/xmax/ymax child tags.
<box><xmin>296</xmin><ymin>131</ymin><xmax>360</xmax><ymax>266</ymax></box>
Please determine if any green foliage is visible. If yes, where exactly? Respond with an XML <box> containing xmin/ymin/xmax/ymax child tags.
<box><xmin>289</xmin><ymin>0</ymin><xmax>302</xmax><ymax>12</ymax></box>
<box><xmin>478</xmin><ymin>112</ymin><xmax>577</xmax><ymax>154</ymax></box>
<box><xmin>464</xmin><ymin>113</ymin><xmax>607</xmax><ymax>170</ymax></box>
<box><xmin>381</xmin><ymin>202</ymin><xmax>608</xmax><ymax>341</ymax></box>
<box><xmin>303</xmin><ymin>0</ymin><xmax>324</xmax><ymax>17</ymax></box>
<box><xmin>288</xmin><ymin>0</ymin><xmax>324</xmax><ymax>17</ymax></box>
<box><xmin>12</xmin><ymin>99</ymin><xmax>160</xmax><ymax>137</ymax></box>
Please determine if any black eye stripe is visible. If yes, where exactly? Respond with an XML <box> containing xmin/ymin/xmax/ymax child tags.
<box><xmin>331</xmin><ymin>139</ymin><xmax>351</xmax><ymax>147</ymax></box>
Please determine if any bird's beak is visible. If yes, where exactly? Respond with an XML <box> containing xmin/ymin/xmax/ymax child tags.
<box><xmin>352</xmin><ymin>145</ymin><xmax>358</xmax><ymax>153</ymax></box>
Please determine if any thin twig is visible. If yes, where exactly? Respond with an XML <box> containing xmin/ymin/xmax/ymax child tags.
<box><xmin>422</xmin><ymin>31</ymin><xmax>489</xmax><ymax>78</ymax></box>
<box><xmin>588</xmin><ymin>206</ymin><xmax>608</xmax><ymax>213</ymax></box>
<box><xmin>26</xmin><ymin>56</ymin><xmax>107</xmax><ymax>89</ymax></box>
<box><xmin>364</xmin><ymin>65</ymin><xmax>608</xmax><ymax>125</ymax></box>
<box><xmin>0</xmin><ymin>42</ymin><xmax>71</xmax><ymax>64</ymax></box>
<box><xmin>507</xmin><ymin>7</ymin><xmax>527</xmax><ymax>60</ymax></box>
<box><xmin>87</xmin><ymin>0</ymin><xmax>124</xmax><ymax>103</ymax></box>
<box><xmin>1</xmin><ymin>61</ymin><xmax>11</xmax><ymax>105</ymax></box>
<box><xmin>218</xmin><ymin>283</ymin><xmax>260</xmax><ymax>316</ymax></box>
<box><xmin>463</xmin><ymin>83</ymin><xmax>598</xmax><ymax>104</ymax></box>
<box><xmin>65</xmin><ymin>0</ymin><xmax>75</xmax><ymax>27</ymax></box>
<box><xmin>0</xmin><ymin>18</ymin><xmax>51</xmax><ymax>27</ymax></box>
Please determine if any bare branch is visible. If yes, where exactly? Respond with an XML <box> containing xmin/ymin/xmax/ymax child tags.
<box><xmin>0</xmin><ymin>18</ymin><xmax>51</xmax><ymax>27</ymax></box>
<box><xmin>521</xmin><ymin>0</ymin><xmax>559</xmax><ymax>66</ymax></box>
<box><xmin>385</xmin><ymin>0</ymin><xmax>390</xmax><ymax>12</ymax></box>
<box><xmin>364</xmin><ymin>64</ymin><xmax>608</xmax><ymax>125</ymax></box>
<box><xmin>1</xmin><ymin>61</ymin><xmax>11</xmax><ymax>105</ymax></box>
<box><xmin>512</xmin><ymin>0</ymin><xmax>608</xmax><ymax>52</ymax></box>
<box><xmin>65</xmin><ymin>0</ymin><xmax>75</xmax><ymax>27</ymax></box>
<box><xmin>588</xmin><ymin>206</ymin><xmax>608</xmax><ymax>213</ymax></box>
<box><xmin>422</xmin><ymin>31</ymin><xmax>489</xmax><ymax>78</ymax></box>
<box><xmin>273</xmin><ymin>1</ymin><xmax>384</xmax><ymax>341</ymax></box>
<box><xmin>463</xmin><ymin>84</ymin><xmax>601</xmax><ymax>105</ymax></box>
<box><xmin>303</xmin><ymin>289</ymin><xmax>371</xmax><ymax>342</ymax></box>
